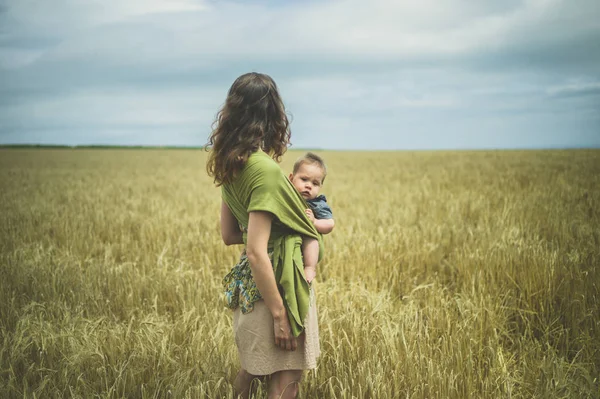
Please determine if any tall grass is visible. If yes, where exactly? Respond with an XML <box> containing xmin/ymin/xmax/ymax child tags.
<box><xmin>1</xmin><ymin>149</ymin><xmax>598</xmax><ymax>398</ymax></box>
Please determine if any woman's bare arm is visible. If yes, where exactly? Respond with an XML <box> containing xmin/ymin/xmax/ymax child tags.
<box><xmin>246</xmin><ymin>211</ymin><xmax>297</xmax><ymax>351</ymax></box>
<box><xmin>221</xmin><ymin>201</ymin><xmax>243</xmax><ymax>245</ymax></box>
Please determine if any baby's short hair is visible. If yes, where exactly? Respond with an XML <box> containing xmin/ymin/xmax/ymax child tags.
<box><xmin>293</xmin><ymin>152</ymin><xmax>327</xmax><ymax>183</ymax></box>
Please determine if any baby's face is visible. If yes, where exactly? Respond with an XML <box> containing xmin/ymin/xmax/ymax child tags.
<box><xmin>289</xmin><ymin>163</ymin><xmax>324</xmax><ymax>200</ymax></box>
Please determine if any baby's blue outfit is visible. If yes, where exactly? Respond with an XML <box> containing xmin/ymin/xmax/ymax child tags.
<box><xmin>306</xmin><ymin>195</ymin><xmax>333</xmax><ymax>219</ymax></box>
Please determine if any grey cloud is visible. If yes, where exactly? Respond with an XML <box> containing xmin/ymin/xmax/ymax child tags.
<box><xmin>1</xmin><ymin>0</ymin><xmax>599</xmax><ymax>149</ymax></box>
<box><xmin>3</xmin><ymin>0</ymin><xmax>599</xmax><ymax>83</ymax></box>
<box><xmin>548</xmin><ymin>83</ymin><xmax>600</xmax><ymax>99</ymax></box>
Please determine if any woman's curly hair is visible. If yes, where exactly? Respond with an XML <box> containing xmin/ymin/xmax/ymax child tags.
<box><xmin>206</xmin><ymin>72</ymin><xmax>291</xmax><ymax>186</ymax></box>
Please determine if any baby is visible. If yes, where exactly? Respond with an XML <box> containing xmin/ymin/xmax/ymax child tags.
<box><xmin>289</xmin><ymin>152</ymin><xmax>335</xmax><ymax>283</ymax></box>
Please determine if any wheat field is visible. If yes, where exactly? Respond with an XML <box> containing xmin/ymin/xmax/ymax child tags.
<box><xmin>0</xmin><ymin>148</ymin><xmax>598</xmax><ymax>398</ymax></box>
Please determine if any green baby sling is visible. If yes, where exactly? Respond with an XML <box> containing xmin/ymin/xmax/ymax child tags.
<box><xmin>221</xmin><ymin>150</ymin><xmax>323</xmax><ymax>337</ymax></box>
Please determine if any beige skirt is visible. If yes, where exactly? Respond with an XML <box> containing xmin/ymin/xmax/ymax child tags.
<box><xmin>232</xmin><ymin>284</ymin><xmax>320</xmax><ymax>376</ymax></box>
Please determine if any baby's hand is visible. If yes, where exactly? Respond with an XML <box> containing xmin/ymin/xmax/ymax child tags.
<box><xmin>305</xmin><ymin>208</ymin><xmax>315</xmax><ymax>223</ymax></box>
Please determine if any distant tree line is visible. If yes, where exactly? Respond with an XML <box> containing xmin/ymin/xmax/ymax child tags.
<box><xmin>0</xmin><ymin>144</ymin><xmax>204</xmax><ymax>150</ymax></box>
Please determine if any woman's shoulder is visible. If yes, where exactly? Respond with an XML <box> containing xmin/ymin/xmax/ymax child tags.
<box><xmin>245</xmin><ymin>150</ymin><xmax>281</xmax><ymax>176</ymax></box>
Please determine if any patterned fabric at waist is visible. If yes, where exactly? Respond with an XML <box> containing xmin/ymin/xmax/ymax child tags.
<box><xmin>223</xmin><ymin>251</ymin><xmax>274</xmax><ymax>314</ymax></box>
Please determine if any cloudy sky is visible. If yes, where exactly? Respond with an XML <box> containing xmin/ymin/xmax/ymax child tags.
<box><xmin>1</xmin><ymin>0</ymin><xmax>599</xmax><ymax>150</ymax></box>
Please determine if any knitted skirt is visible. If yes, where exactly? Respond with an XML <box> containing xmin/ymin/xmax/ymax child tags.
<box><xmin>232</xmin><ymin>284</ymin><xmax>320</xmax><ymax>376</ymax></box>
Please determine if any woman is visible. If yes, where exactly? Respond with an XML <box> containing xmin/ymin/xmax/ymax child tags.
<box><xmin>206</xmin><ymin>72</ymin><xmax>322</xmax><ymax>399</ymax></box>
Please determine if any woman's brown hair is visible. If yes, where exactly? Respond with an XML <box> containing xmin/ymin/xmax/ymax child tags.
<box><xmin>206</xmin><ymin>72</ymin><xmax>291</xmax><ymax>186</ymax></box>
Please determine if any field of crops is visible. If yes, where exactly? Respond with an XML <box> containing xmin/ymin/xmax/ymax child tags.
<box><xmin>1</xmin><ymin>148</ymin><xmax>598</xmax><ymax>398</ymax></box>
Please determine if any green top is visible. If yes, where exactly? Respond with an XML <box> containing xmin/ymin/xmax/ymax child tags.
<box><xmin>221</xmin><ymin>150</ymin><xmax>323</xmax><ymax>337</ymax></box>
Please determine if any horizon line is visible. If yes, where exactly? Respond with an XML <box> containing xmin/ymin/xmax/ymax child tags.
<box><xmin>0</xmin><ymin>144</ymin><xmax>599</xmax><ymax>151</ymax></box>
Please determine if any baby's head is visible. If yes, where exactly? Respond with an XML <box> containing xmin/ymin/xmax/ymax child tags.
<box><xmin>289</xmin><ymin>152</ymin><xmax>327</xmax><ymax>200</ymax></box>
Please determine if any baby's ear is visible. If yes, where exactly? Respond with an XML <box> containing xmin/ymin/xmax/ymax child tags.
<box><xmin>288</xmin><ymin>173</ymin><xmax>293</xmax><ymax>181</ymax></box>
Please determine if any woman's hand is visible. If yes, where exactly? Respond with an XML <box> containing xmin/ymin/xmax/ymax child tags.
<box><xmin>273</xmin><ymin>309</ymin><xmax>297</xmax><ymax>351</ymax></box>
